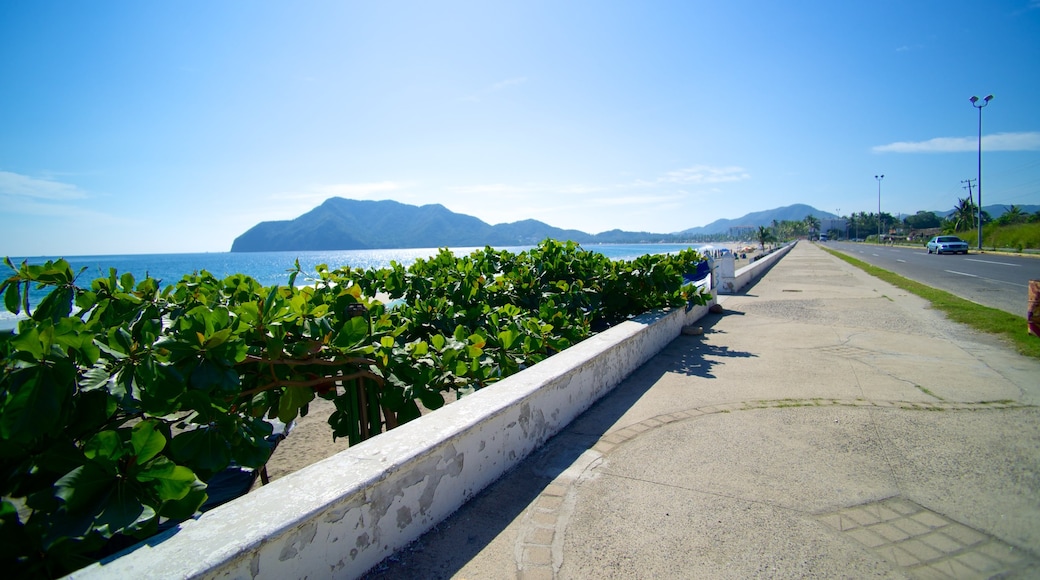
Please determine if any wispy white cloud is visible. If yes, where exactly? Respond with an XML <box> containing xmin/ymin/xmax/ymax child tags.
<box><xmin>446</xmin><ymin>183</ymin><xmax>537</xmax><ymax>196</ymax></box>
<box><xmin>462</xmin><ymin>77</ymin><xmax>529</xmax><ymax>102</ymax></box>
<box><xmin>592</xmin><ymin>193</ymin><xmax>688</xmax><ymax>206</ymax></box>
<box><xmin>1</xmin><ymin>197</ymin><xmax>120</xmax><ymax>223</ymax></box>
<box><xmin>492</xmin><ymin>77</ymin><xmax>528</xmax><ymax>91</ymax></box>
<box><xmin>444</xmin><ymin>165</ymin><xmax>748</xmax><ymax>204</ymax></box>
<box><xmin>872</xmin><ymin>132</ymin><xmax>1040</xmax><ymax>153</ymax></box>
<box><xmin>256</xmin><ymin>163</ymin><xmax>747</xmax><ymax>233</ymax></box>
<box><xmin>635</xmin><ymin>165</ymin><xmax>750</xmax><ymax>186</ymax></box>
<box><xmin>0</xmin><ymin>170</ymin><xmax>89</xmax><ymax>200</ymax></box>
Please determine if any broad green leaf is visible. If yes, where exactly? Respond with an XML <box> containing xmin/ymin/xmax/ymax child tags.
<box><xmin>107</xmin><ymin>326</ymin><xmax>134</xmax><ymax>355</ymax></box>
<box><xmin>135</xmin><ymin>457</ymin><xmax>197</xmax><ymax>501</ymax></box>
<box><xmin>137</xmin><ymin>364</ymin><xmax>187</xmax><ymax>414</ymax></box>
<box><xmin>0</xmin><ymin>365</ymin><xmax>69</xmax><ymax>442</ymax></box>
<box><xmin>261</xmin><ymin>285</ymin><xmax>280</xmax><ymax>318</ymax></box>
<box><xmin>417</xmin><ymin>389</ymin><xmax>443</xmax><ymax>410</ymax></box>
<box><xmin>119</xmin><ymin>272</ymin><xmax>136</xmax><ymax>292</ymax></box>
<box><xmin>10</xmin><ymin>326</ymin><xmax>43</xmax><ymax>359</ymax></box>
<box><xmin>3</xmin><ymin>280</ymin><xmax>19</xmax><ymax>314</ymax></box>
<box><xmin>83</xmin><ymin>430</ymin><xmax>124</xmax><ymax>461</ymax></box>
<box><xmin>54</xmin><ymin>461</ymin><xmax>116</xmax><ymax>512</ymax></box>
<box><xmin>33</xmin><ymin>285</ymin><xmax>73</xmax><ymax>322</ymax></box>
<box><xmin>96</xmin><ymin>484</ymin><xmax>153</xmax><ymax>536</ymax></box>
<box><xmin>79</xmin><ymin>365</ymin><xmax>113</xmax><ymax>392</ymax></box>
<box><xmin>231</xmin><ymin>423</ymin><xmax>274</xmax><ymax>469</ymax></box>
<box><xmin>203</xmin><ymin>327</ymin><xmax>233</xmax><ymax>349</ymax></box>
<box><xmin>170</xmin><ymin>428</ymin><xmax>231</xmax><ymax>474</ymax></box>
<box><xmin>332</xmin><ymin>315</ymin><xmax>369</xmax><ymax>348</ymax></box>
<box><xmin>131</xmin><ymin>421</ymin><xmax>166</xmax><ymax>464</ymax></box>
<box><xmin>0</xmin><ymin>499</ymin><xmax>16</xmax><ymax>519</ymax></box>
<box><xmin>189</xmin><ymin>360</ymin><xmax>239</xmax><ymax>394</ymax></box>
<box><xmin>412</xmin><ymin>340</ymin><xmax>428</xmax><ymax>356</ymax></box>
<box><xmin>158</xmin><ymin>483</ymin><xmax>208</xmax><ymax>521</ymax></box>
<box><xmin>498</xmin><ymin>329</ymin><xmax>518</xmax><ymax>350</ymax></box>
<box><xmin>278</xmin><ymin>386</ymin><xmax>315</xmax><ymax>424</ymax></box>
<box><xmin>396</xmin><ymin>399</ymin><xmax>421</xmax><ymax>423</ymax></box>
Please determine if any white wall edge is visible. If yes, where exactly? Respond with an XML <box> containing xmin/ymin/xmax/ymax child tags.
<box><xmin>719</xmin><ymin>241</ymin><xmax>796</xmax><ymax>294</ymax></box>
<box><xmin>69</xmin><ymin>290</ymin><xmax>728</xmax><ymax>580</ymax></box>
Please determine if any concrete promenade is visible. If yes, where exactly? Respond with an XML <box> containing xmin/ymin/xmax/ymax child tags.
<box><xmin>365</xmin><ymin>241</ymin><xmax>1040</xmax><ymax>579</ymax></box>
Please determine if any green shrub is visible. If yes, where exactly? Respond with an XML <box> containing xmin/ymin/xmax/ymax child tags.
<box><xmin>0</xmin><ymin>240</ymin><xmax>709</xmax><ymax>577</ymax></box>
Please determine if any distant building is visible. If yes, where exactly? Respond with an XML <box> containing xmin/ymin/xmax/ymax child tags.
<box><xmin>821</xmin><ymin>218</ymin><xmax>847</xmax><ymax>237</ymax></box>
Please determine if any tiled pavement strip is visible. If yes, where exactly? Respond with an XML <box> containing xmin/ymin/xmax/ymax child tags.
<box><xmin>512</xmin><ymin>402</ymin><xmax>1039</xmax><ymax>580</ymax></box>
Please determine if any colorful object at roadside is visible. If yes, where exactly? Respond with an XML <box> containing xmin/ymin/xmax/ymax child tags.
<box><xmin>1029</xmin><ymin>280</ymin><xmax>1040</xmax><ymax>338</ymax></box>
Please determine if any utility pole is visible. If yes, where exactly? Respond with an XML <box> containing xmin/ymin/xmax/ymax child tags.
<box><xmin>961</xmin><ymin>178</ymin><xmax>976</xmax><ymax>201</ymax></box>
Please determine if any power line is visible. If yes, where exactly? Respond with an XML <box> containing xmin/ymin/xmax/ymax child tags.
<box><xmin>961</xmin><ymin>178</ymin><xmax>976</xmax><ymax>203</ymax></box>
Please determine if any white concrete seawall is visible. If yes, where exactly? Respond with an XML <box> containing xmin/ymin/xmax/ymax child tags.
<box><xmin>71</xmin><ymin>250</ymin><xmax>790</xmax><ymax>580</ymax></box>
<box><xmin>719</xmin><ymin>242</ymin><xmax>795</xmax><ymax>294</ymax></box>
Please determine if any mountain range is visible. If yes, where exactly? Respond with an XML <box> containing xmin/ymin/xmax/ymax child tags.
<box><xmin>229</xmin><ymin>198</ymin><xmax>1033</xmax><ymax>252</ymax></box>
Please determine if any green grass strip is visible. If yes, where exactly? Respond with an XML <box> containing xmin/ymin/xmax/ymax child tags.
<box><xmin>821</xmin><ymin>246</ymin><xmax>1040</xmax><ymax>360</ymax></box>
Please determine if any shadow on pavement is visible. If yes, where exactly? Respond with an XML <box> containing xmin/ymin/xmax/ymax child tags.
<box><xmin>362</xmin><ymin>350</ymin><xmax>664</xmax><ymax>578</ymax></box>
<box><xmin>651</xmin><ymin>311</ymin><xmax>756</xmax><ymax>379</ymax></box>
<box><xmin>363</xmin><ymin>310</ymin><xmax>746</xmax><ymax>578</ymax></box>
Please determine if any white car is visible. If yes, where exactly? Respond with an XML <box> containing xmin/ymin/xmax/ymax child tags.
<box><xmin>926</xmin><ymin>236</ymin><xmax>969</xmax><ymax>255</ymax></box>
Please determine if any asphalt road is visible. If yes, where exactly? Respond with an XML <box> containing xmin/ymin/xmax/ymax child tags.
<box><xmin>824</xmin><ymin>241</ymin><xmax>1040</xmax><ymax>316</ymax></box>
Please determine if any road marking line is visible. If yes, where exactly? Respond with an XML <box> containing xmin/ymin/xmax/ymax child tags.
<box><xmin>896</xmin><ymin>259</ymin><xmax>906</xmax><ymax>263</ymax></box>
<box><xmin>946</xmin><ymin>270</ymin><xmax>979</xmax><ymax>278</ymax></box>
<box><xmin>945</xmin><ymin>270</ymin><xmax>1027</xmax><ymax>287</ymax></box>
<box><xmin>964</xmin><ymin>258</ymin><xmax>1020</xmax><ymax>267</ymax></box>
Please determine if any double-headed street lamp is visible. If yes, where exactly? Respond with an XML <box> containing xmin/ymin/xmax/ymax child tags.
<box><xmin>970</xmin><ymin>94</ymin><xmax>993</xmax><ymax>251</ymax></box>
<box><xmin>875</xmin><ymin>174</ymin><xmax>884</xmax><ymax>244</ymax></box>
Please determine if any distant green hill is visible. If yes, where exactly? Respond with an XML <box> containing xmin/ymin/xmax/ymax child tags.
<box><xmin>230</xmin><ymin>198</ymin><xmax>842</xmax><ymax>252</ymax></box>
<box><xmin>676</xmin><ymin>203</ymin><xmax>838</xmax><ymax>236</ymax></box>
<box><xmin>230</xmin><ymin>198</ymin><xmax>596</xmax><ymax>252</ymax></box>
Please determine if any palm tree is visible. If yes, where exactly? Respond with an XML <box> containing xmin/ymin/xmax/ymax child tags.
<box><xmin>804</xmin><ymin>215</ymin><xmax>821</xmax><ymax>238</ymax></box>
<box><xmin>998</xmin><ymin>205</ymin><xmax>1026</xmax><ymax>225</ymax></box>
<box><xmin>950</xmin><ymin>197</ymin><xmax>977</xmax><ymax>232</ymax></box>
<box><xmin>756</xmin><ymin>226</ymin><xmax>776</xmax><ymax>250</ymax></box>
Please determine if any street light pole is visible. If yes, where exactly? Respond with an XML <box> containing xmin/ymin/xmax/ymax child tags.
<box><xmin>875</xmin><ymin>175</ymin><xmax>884</xmax><ymax>244</ymax></box>
<box><xmin>970</xmin><ymin>94</ymin><xmax>993</xmax><ymax>251</ymax></box>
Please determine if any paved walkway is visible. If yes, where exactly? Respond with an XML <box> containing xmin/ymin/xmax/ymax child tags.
<box><xmin>365</xmin><ymin>241</ymin><xmax>1040</xmax><ymax>579</ymax></box>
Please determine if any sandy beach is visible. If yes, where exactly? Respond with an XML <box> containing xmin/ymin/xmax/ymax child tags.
<box><xmin>260</xmin><ymin>398</ymin><xmax>353</xmax><ymax>483</ymax></box>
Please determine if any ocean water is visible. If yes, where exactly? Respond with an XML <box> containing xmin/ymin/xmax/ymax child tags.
<box><xmin>1</xmin><ymin>243</ymin><xmax>710</xmax><ymax>329</ymax></box>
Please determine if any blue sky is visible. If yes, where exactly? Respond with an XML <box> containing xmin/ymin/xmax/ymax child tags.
<box><xmin>2</xmin><ymin>1</ymin><xmax>1039</xmax><ymax>256</ymax></box>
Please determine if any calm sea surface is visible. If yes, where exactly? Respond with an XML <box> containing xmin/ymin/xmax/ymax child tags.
<box><xmin>2</xmin><ymin>244</ymin><xmax>710</xmax><ymax>329</ymax></box>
